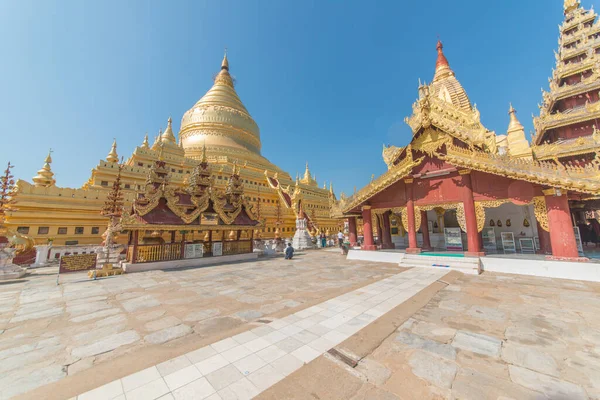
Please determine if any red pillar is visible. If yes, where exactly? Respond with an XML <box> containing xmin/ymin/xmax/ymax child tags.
<box><xmin>405</xmin><ymin>178</ymin><xmax>420</xmax><ymax>254</ymax></box>
<box><xmin>361</xmin><ymin>206</ymin><xmax>377</xmax><ymax>251</ymax></box>
<box><xmin>460</xmin><ymin>170</ymin><xmax>484</xmax><ymax>256</ymax></box>
<box><xmin>348</xmin><ymin>217</ymin><xmax>358</xmax><ymax>247</ymax></box>
<box><xmin>381</xmin><ymin>211</ymin><xmax>395</xmax><ymax>249</ymax></box>
<box><xmin>131</xmin><ymin>230</ymin><xmax>139</xmax><ymax>263</ymax></box>
<box><xmin>420</xmin><ymin>210</ymin><xmax>432</xmax><ymax>251</ymax></box>
<box><xmin>536</xmin><ymin>221</ymin><xmax>552</xmax><ymax>255</ymax></box>
<box><xmin>375</xmin><ymin>215</ymin><xmax>383</xmax><ymax>246</ymax></box>
<box><xmin>545</xmin><ymin>190</ymin><xmax>583</xmax><ymax>260</ymax></box>
<box><xmin>180</xmin><ymin>232</ymin><xmax>186</xmax><ymax>259</ymax></box>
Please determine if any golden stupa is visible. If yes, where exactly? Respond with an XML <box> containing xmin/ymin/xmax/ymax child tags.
<box><xmin>6</xmin><ymin>54</ymin><xmax>339</xmax><ymax>245</ymax></box>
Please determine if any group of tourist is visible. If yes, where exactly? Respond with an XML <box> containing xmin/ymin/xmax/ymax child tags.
<box><xmin>284</xmin><ymin>230</ymin><xmax>347</xmax><ymax>260</ymax></box>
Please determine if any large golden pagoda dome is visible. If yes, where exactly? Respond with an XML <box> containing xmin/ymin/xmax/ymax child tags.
<box><xmin>180</xmin><ymin>54</ymin><xmax>262</xmax><ymax>159</ymax></box>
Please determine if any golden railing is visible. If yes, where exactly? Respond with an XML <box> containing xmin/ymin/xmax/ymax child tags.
<box><xmin>223</xmin><ymin>240</ymin><xmax>252</xmax><ymax>256</ymax></box>
<box><xmin>131</xmin><ymin>243</ymin><xmax>182</xmax><ymax>263</ymax></box>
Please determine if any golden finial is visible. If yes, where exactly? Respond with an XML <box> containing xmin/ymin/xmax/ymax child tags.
<box><xmin>323</xmin><ymin>181</ymin><xmax>327</xmax><ymax>189</ymax></box>
<box><xmin>564</xmin><ymin>0</ymin><xmax>580</xmax><ymax>14</ymax></box>
<box><xmin>200</xmin><ymin>141</ymin><xmax>207</xmax><ymax>163</ymax></box>
<box><xmin>141</xmin><ymin>133</ymin><xmax>149</xmax><ymax>149</ymax></box>
<box><xmin>158</xmin><ymin>143</ymin><xmax>165</xmax><ymax>161</ymax></box>
<box><xmin>329</xmin><ymin>182</ymin><xmax>334</xmax><ymax>194</ymax></box>
<box><xmin>33</xmin><ymin>149</ymin><xmax>56</xmax><ymax>187</ymax></box>
<box><xmin>107</xmin><ymin>139</ymin><xmax>119</xmax><ymax>163</ymax></box>
<box><xmin>507</xmin><ymin>103</ymin><xmax>524</xmax><ymax>131</ymax></box>
<box><xmin>221</xmin><ymin>48</ymin><xmax>229</xmax><ymax>71</ymax></box>
<box><xmin>45</xmin><ymin>148</ymin><xmax>53</xmax><ymax>164</ymax></box>
<box><xmin>160</xmin><ymin>117</ymin><xmax>176</xmax><ymax>144</ymax></box>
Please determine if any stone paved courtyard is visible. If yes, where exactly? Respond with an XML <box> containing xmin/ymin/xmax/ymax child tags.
<box><xmin>1</xmin><ymin>251</ymin><xmax>600</xmax><ymax>399</ymax></box>
<box><xmin>260</xmin><ymin>266</ymin><xmax>600</xmax><ymax>400</ymax></box>
<box><xmin>0</xmin><ymin>251</ymin><xmax>397</xmax><ymax>399</ymax></box>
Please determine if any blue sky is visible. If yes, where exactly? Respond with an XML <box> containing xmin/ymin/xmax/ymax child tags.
<box><xmin>0</xmin><ymin>0</ymin><xmax>570</xmax><ymax>196</ymax></box>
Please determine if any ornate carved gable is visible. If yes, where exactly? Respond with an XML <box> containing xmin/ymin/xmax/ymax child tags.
<box><xmin>122</xmin><ymin>158</ymin><xmax>259</xmax><ymax>229</ymax></box>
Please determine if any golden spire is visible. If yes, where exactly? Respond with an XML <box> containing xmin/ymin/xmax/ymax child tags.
<box><xmin>160</xmin><ymin>117</ymin><xmax>177</xmax><ymax>144</ymax></box>
<box><xmin>200</xmin><ymin>141</ymin><xmax>207</xmax><ymax>163</ymax></box>
<box><xmin>507</xmin><ymin>103</ymin><xmax>524</xmax><ymax>132</ymax></box>
<box><xmin>32</xmin><ymin>149</ymin><xmax>56</xmax><ymax>187</ymax></box>
<box><xmin>323</xmin><ymin>181</ymin><xmax>327</xmax><ymax>189</ymax></box>
<box><xmin>107</xmin><ymin>139</ymin><xmax>119</xmax><ymax>163</ymax></box>
<box><xmin>506</xmin><ymin>104</ymin><xmax>532</xmax><ymax>159</ymax></box>
<box><xmin>329</xmin><ymin>182</ymin><xmax>334</xmax><ymax>195</ymax></box>
<box><xmin>213</xmin><ymin>51</ymin><xmax>234</xmax><ymax>88</ymax></box>
<box><xmin>303</xmin><ymin>162</ymin><xmax>310</xmax><ymax>180</ymax></box>
<box><xmin>158</xmin><ymin>143</ymin><xmax>165</xmax><ymax>161</ymax></box>
<box><xmin>433</xmin><ymin>39</ymin><xmax>453</xmax><ymax>81</ymax></box>
<box><xmin>221</xmin><ymin>49</ymin><xmax>229</xmax><ymax>71</ymax></box>
<box><xmin>564</xmin><ymin>0</ymin><xmax>580</xmax><ymax>14</ymax></box>
<box><xmin>141</xmin><ymin>133</ymin><xmax>149</xmax><ymax>149</ymax></box>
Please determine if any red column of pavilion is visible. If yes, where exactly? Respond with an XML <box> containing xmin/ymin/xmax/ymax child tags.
<box><xmin>348</xmin><ymin>217</ymin><xmax>358</xmax><ymax>247</ymax></box>
<box><xmin>404</xmin><ymin>178</ymin><xmax>420</xmax><ymax>254</ymax></box>
<box><xmin>381</xmin><ymin>211</ymin><xmax>395</xmax><ymax>249</ymax></box>
<box><xmin>420</xmin><ymin>210</ymin><xmax>433</xmax><ymax>251</ymax></box>
<box><xmin>459</xmin><ymin>170</ymin><xmax>484</xmax><ymax>256</ymax></box>
<box><xmin>544</xmin><ymin>190</ymin><xmax>580</xmax><ymax>260</ymax></box>
<box><xmin>536</xmin><ymin>221</ymin><xmax>552</xmax><ymax>255</ymax></box>
<box><xmin>375</xmin><ymin>216</ymin><xmax>383</xmax><ymax>247</ymax></box>
<box><xmin>361</xmin><ymin>206</ymin><xmax>377</xmax><ymax>251</ymax></box>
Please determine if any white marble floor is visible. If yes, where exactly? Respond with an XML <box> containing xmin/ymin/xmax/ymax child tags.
<box><xmin>76</xmin><ymin>268</ymin><xmax>448</xmax><ymax>400</ymax></box>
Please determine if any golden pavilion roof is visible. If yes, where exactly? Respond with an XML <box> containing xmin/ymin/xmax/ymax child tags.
<box><xmin>337</xmin><ymin>36</ymin><xmax>600</xmax><ymax>214</ymax></box>
<box><xmin>179</xmin><ymin>53</ymin><xmax>262</xmax><ymax>158</ymax></box>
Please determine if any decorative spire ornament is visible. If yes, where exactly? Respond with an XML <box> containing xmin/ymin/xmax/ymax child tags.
<box><xmin>32</xmin><ymin>149</ymin><xmax>56</xmax><ymax>187</ymax></box>
<box><xmin>0</xmin><ymin>162</ymin><xmax>16</xmax><ymax>224</ymax></box>
<box><xmin>101</xmin><ymin>160</ymin><xmax>125</xmax><ymax>218</ymax></box>
<box><xmin>141</xmin><ymin>134</ymin><xmax>149</xmax><ymax>149</ymax></box>
<box><xmin>160</xmin><ymin>117</ymin><xmax>177</xmax><ymax>144</ymax></box>
<box><xmin>106</xmin><ymin>139</ymin><xmax>119</xmax><ymax>163</ymax></box>
<box><xmin>221</xmin><ymin>48</ymin><xmax>229</xmax><ymax>71</ymax></box>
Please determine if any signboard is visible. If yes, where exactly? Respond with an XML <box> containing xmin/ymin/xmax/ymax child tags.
<box><xmin>59</xmin><ymin>254</ymin><xmax>98</xmax><ymax>274</ymax></box>
<box><xmin>444</xmin><ymin>228</ymin><xmax>463</xmax><ymax>251</ymax></box>
<box><xmin>185</xmin><ymin>243</ymin><xmax>205</xmax><ymax>259</ymax></box>
<box><xmin>481</xmin><ymin>227</ymin><xmax>497</xmax><ymax>252</ymax></box>
<box><xmin>573</xmin><ymin>226</ymin><xmax>585</xmax><ymax>257</ymax></box>
<box><xmin>201</xmin><ymin>213</ymin><xmax>219</xmax><ymax>226</ymax></box>
<box><xmin>519</xmin><ymin>238</ymin><xmax>536</xmax><ymax>254</ymax></box>
<box><xmin>501</xmin><ymin>232</ymin><xmax>516</xmax><ymax>254</ymax></box>
<box><xmin>212</xmin><ymin>242</ymin><xmax>223</xmax><ymax>256</ymax></box>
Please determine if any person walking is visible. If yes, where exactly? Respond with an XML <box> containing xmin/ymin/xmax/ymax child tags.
<box><xmin>284</xmin><ymin>243</ymin><xmax>294</xmax><ymax>260</ymax></box>
<box><xmin>320</xmin><ymin>232</ymin><xmax>327</xmax><ymax>248</ymax></box>
<box><xmin>337</xmin><ymin>230</ymin><xmax>344</xmax><ymax>247</ymax></box>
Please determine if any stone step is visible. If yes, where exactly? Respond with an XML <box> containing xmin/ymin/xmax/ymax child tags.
<box><xmin>401</xmin><ymin>257</ymin><xmax>480</xmax><ymax>268</ymax></box>
<box><xmin>400</xmin><ymin>254</ymin><xmax>481</xmax><ymax>275</ymax></box>
<box><xmin>400</xmin><ymin>263</ymin><xmax>481</xmax><ymax>275</ymax></box>
<box><xmin>403</xmin><ymin>254</ymin><xmax>479</xmax><ymax>263</ymax></box>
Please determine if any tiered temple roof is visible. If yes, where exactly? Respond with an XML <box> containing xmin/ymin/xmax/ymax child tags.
<box><xmin>338</xmin><ymin>34</ymin><xmax>600</xmax><ymax>215</ymax></box>
<box><xmin>532</xmin><ymin>0</ymin><xmax>600</xmax><ymax>161</ymax></box>
<box><xmin>121</xmin><ymin>146</ymin><xmax>260</xmax><ymax>231</ymax></box>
